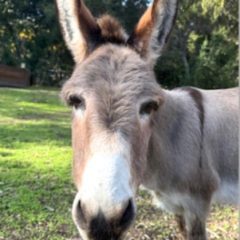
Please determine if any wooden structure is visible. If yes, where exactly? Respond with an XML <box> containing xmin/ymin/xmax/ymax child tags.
<box><xmin>0</xmin><ymin>64</ymin><xmax>31</xmax><ymax>87</ymax></box>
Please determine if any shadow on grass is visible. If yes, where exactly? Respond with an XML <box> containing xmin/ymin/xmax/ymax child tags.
<box><xmin>0</xmin><ymin>105</ymin><xmax>70</xmax><ymax>121</ymax></box>
<box><xmin>0</xmin><ymin>87</ymin><xmax>70</xmax><ymax>121</ymax></box>
<box><xmin>0</xmin><ymin>122</ymin><xmax>71</xmax><ymax>148</ymax></box>
<box><xmin>0</xmin><ymin>151</ymin><xmax>13</xmax><ymax>157</ymax></box>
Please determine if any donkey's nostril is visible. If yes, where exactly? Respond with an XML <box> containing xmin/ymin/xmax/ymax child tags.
<box><xmin>76</xmin><ymin>200</ymin><xmax>87</xmax><ymax>227</ymax></box>
<box><xmin>119</xmin><ymin>199</ymin><xmax>135</xmax><ymax>230</ymax></box>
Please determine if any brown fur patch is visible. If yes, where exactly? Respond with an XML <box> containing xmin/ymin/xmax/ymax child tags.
<box><xmin>72</xmin><ymin>113</ymin><xmax>91</xmax><ymax>188</ymax></box>
<box><xmin>97</xmin><ymin>15</ymin><xmax>127</xmax><ymax>44</ymax></box>
<box><xmin>128</xmin><ymin>6</ymin><xmax>153</xmax><ymax>56</ymax></box>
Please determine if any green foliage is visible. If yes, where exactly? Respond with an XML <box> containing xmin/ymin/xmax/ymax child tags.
<box><xmin>0</xmin><ymin>0</ymin><xmax>237</xmax><ymax>88</ymax></box>
<box><xmin>0</xmin><ymin>0</ymin><xmax>73</xmax><ymax>86</ymax></box>
<box><xmin>201</xmin><ymin>0</ymin><xmax>225</xmax><ymax>19</ymax></box>
<box><xmin>155</xmin><ymin>0</ymin><xmax>238</xmax><ymax>89</ymax></box>
<box><xmin>193</xmin><ymin>30</ymin><xmax>238</xmax><ymax>88</ymax></box>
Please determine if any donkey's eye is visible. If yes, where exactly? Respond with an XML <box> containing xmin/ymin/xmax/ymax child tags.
<box><xmin>68</xmin><ymin>95</ymin><xmax>85</xmax><ymax>109</ymax></box>
<box><xmin>140</xmin><ymin>101</ymin><xmax>159</xmax><ymax>116</ymax></box>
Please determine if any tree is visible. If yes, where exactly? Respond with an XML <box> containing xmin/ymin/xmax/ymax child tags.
<box><xmin>0</xmin><ymin>0</ymin><xmax>237</xmax><ymax>88</ymax></box>
<box><xmin>155</xmin><ymin>0</ymin><xmax>238</xmax><ymax>89</ymax></box>
<box><xmin>0</xmin><ymin>0</ymin><xmax>73</xmax><ymax>85</ymax></box>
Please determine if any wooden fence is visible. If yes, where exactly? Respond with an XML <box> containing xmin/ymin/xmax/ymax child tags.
<box><xmin>0</xmin><ymin>64</ymin><xmax>31</xmax><ymax>87</ymax></box>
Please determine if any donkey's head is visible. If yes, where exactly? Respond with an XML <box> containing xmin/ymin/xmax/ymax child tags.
<box><xmin>56</xmin><ymin>0</ymin><xmax>177</xmax><ymax>239</ymax></box>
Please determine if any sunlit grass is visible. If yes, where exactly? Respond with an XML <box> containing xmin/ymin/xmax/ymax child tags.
<box><xmin>0</xmin><ymin>87</ymin><xmax>76</xmax><ymax>240</ymax></box>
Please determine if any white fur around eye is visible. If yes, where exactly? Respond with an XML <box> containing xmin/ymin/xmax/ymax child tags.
<box><xmin>140</xmin><ymin>113</ymin><xmax>151</xmax><ymax>123</ymax></box>
<box><xmin>74</xmin><ymin>107</ymin><xmax>85</xmax><ymax>118</ymax></box>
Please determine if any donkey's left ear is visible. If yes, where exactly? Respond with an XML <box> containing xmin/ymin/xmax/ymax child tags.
<box><xmin>128</xmin><ymin>0</ymin><xmax>178</xmax><ymax>66</ymax></box>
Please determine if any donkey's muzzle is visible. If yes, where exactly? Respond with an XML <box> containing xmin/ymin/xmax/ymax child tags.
<box><xmin>73</xmin><ymin>198</ymin><xmax>135</xmax><ymax>240</ymax></box>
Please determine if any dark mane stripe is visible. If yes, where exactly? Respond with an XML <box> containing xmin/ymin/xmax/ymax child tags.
<box><xmin>181</xmin><ymin>87</ymin><xmax>205</xmax><ymax>168</ymax></box>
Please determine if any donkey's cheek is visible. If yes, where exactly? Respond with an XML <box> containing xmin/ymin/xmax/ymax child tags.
<box><xmin>72</xmin><ymin>157</ymin><xmax>86</xmax><ymax>189</ymax></box>
<box><xmin>71</xmin><ymin>113</ymin><xmax>93</xmax><ymax>189</ymax></box>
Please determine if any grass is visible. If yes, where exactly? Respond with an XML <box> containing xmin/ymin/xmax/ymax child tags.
<box><xmin>0</xmin><ymin>87</ymin><xmax>238</xmax><ymax>240</ymax></box>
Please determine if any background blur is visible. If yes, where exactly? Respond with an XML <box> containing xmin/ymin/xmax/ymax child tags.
<box><xmin>0</xmin><ymin>0</ymin><xmax>238</xmax><ymax>88</ymax></box>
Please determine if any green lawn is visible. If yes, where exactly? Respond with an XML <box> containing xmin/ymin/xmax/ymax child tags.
<box><xmin>0</xmin><ymin>88</ymin><xmax>237</xmax><ymax>240</ymax></box>
<box><xmin>0</xmin><ymin>88</ymin><xmax>76</xmax><ymax>240</ymax></box>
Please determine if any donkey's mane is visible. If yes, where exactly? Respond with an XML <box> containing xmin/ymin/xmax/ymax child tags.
<box><xmin>97</xmin><ymin>15</ymin><xmax>128</xmax><ymax>45</ymax></box>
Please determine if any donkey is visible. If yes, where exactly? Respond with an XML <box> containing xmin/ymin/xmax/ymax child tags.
<box><xmin>55</xmin><ymin>0</ymin><xmax>239</xmax><ymax>239</ymax></box>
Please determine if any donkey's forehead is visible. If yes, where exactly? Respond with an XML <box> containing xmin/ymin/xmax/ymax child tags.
<box><xmin>62</xmin><ymin>44</ymin><xmax>162</xmax><ymax>101</ymax></box>
<box><xmin>72</xmin><ymin>45</ymin><xmax>152</xmax><ymax>85</ymax></box>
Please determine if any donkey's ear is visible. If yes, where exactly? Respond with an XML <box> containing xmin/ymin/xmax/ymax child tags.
<box><xmin>128</xmin><ymin>0</ymin><xmax>178</xmax><ymax>65</ymax></box>
<box><xmin>55</xmin><ymin>0</ymin><xmax>101</xmax><ymax>63</ymax></box>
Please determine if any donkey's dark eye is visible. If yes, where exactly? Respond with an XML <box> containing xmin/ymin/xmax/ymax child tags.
<box><xmin>140</xmin><ymin>101</ymin><xmax>159</xmax><ymax>115</ymax></box>
<box><xmin>68</xmin><ymin>95</ymin><xmax>85</xmax><ymax>109</ymax></box>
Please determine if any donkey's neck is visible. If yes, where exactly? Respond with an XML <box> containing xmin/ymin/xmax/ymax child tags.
<box><xmin>143</xmin><ymin>88</ymin><xmax>203</xmax><ymax>191</ymax></box>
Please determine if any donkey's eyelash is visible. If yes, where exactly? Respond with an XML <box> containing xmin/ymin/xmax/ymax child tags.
<box><xmin>68</xmin><ymin>95</ymin><xmax>85</xmax><ymax>109</ymax></box>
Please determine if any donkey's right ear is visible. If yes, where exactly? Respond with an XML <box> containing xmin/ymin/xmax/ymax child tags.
<box><xmin>55</xmin><ymin>0</ymin><xmax>101</xmax><ymax>63</ymax></box>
